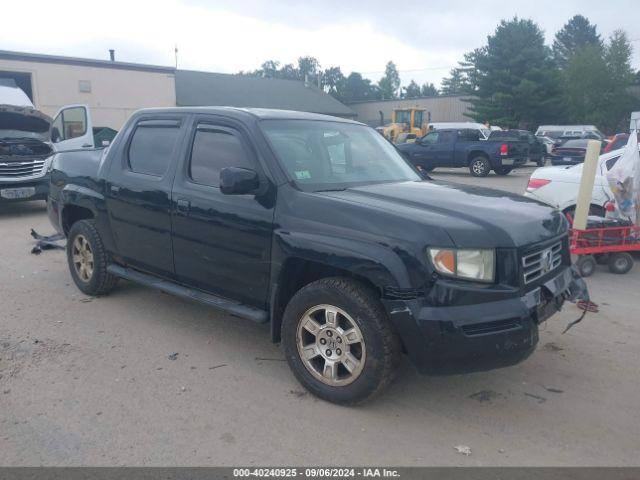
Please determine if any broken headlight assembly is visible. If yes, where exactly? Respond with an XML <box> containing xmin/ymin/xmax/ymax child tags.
<box><xmin>427</xmin><ymin>248</ymin><xmax>495</xmax><ymax>283</ymax></box>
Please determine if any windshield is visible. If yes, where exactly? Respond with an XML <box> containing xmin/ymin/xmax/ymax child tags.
<box><xmin>260</xmin><ymin>120</ymin><xmax>421</xmax><ymax>191</ymax></box>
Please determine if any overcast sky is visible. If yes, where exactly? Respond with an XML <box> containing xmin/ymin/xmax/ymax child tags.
<box><xmin>2</xmin><ymin>0</ymin><xmax>639</xmax><ymax>88</ymax></box>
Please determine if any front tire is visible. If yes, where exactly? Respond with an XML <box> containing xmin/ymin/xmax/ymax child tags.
<box><xmin>67</xmin><ymin>220</ymin><xmax>118</xmax><ymax>296</ymax></box>
<box><xmin>469</xmin><ymin>156</ymin><xmax>491</xmax><ymax>177</ymax></box>
<box><xmin>282</xmin><ymin>277</ymin><xmax>401</xmax><ymax>405</ymax></box>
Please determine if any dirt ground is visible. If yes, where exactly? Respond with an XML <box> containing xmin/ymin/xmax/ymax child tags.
<box><xmin>1</xmin><ymin>166</ymin><xmax>638</xmax><ymax>466</ymax></box>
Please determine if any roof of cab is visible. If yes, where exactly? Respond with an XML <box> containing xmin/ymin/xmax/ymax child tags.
<box><xmin>130</xmin><ymin>106</ymin><xmax>364</xmax><ymax>124</ymax></box>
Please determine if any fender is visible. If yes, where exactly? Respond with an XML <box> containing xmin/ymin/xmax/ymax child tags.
<box><xmin>268</xmin><ymin>229</ymin><xmax>418</xmax><ymax>342</ymax></box>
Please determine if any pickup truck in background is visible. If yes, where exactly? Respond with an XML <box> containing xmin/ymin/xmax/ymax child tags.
<box><xmin>396</xmin><ymin>128</ymin><xmax>529</xmax><ymax>177</ymax></box>
<box><xmin>47</xmin><ymin>107</ymin><xmax>587</xmax><ymax>404</ymax></box>
<box><xmin>488</xmin><ymin>129</ymin><xmax>547</xmax><ymax>166</ymax></box>
<box><xmin>0</xmin><ymin>80</ymin><xmax>97</xmax><ymax>202</ymax></box>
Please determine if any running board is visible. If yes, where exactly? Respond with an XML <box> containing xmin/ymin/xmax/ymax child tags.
<box><xmin>106</xmin><ymin>264</ymin><xmax>268</xmax><ymax>324</ymax></box>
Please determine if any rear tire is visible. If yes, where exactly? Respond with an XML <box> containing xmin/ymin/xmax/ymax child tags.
<box><xmin>576</xmin><ymin>255</ymin><xmax>596</xmax><ymax>277</ymax></box>
<box><xmin>608</xmin><ymin>252</ymin><xmax>633</xmax><ymax>274</ymax></box>
<box><xmin>469</xmin><ymin>156</ymin><xmax>490</xmax><ymax>177</ymax></box>
<box><xmin>67</xmin><ymin>219</ymin><xmax>118</xmax><ymax>296</ymax></box>
<box><xmin>282</xmin><ymin>277</ymin><xmax>401</xmax><ymax>405</ymax></box>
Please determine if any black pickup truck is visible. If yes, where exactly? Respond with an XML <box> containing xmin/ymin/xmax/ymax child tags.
<box><xmin>47</xmin><ymin>108</ymin><xmax>587</xmax><ymax>404</ymax></box>
<box><xmin>396</xmin><ymin>128</ymin><xmax>529</xmax><ymax>176</ymax></box>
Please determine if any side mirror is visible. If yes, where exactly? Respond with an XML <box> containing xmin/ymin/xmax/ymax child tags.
<box><xmin>220</xmin><ymin>167</ymin><xmax>259</xmax><ymax>195</ymax></box>
<box><xmin>51</xmin><ymin>127</ymin><xmax>61</xmax><ymax>143</ymax></box>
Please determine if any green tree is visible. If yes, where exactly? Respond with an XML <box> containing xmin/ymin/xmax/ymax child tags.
<box><xmin>402</xmin><ymin>80</ymin><xmax>421</xmax><ymax>98</ymax></box>
<box><xmin>553</xmin><ymin>15</ymin><xmax>603</xmax><ymax>68</ymax></box>
<box><xmin>606</xmin><ymin>30</ymin><xmax>634</xmax><ymax>84</ymax></box>
<box><xmin>323</xmin><ymin>66</ymin><xmax>347</xmax><ymax>99</ymax></box>
<box><xmin>420</xmin><ymin>82</ymin><xmax>439</xmax><ymax>96</ymax></box>
<box><xmin>440</xmin><ymin>68</ymin><xmax>464</xmax><ymax>94</ymax></box>
<box><xmin>466</xmin><ymin>17</ymin><xmax>561</xmax><ymax>129</ymax></box>
<box><xmin>563</xmin><ymin>45</ymin><xmax>612</xmax><ymax>128</ymax></box>
<box><xmin>378</xmin><ymin>61</ymin><xmax>400</xmax><ymax>99</ymax></box>
<box><xmin>343</xmin><ymin>72</ymin><xmax>380</xmax><ymax>102</ymax></box>
<box><xmin>297</xmin><ymin>56</ymin><xmax>321</xmax><ymax>82</ymax></box>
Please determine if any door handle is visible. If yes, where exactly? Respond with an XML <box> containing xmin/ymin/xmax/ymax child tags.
<box><xmin>176</xmin><ymin>198</ymin><xmax>190</xmax><ymax>214</ymax></box>
<box><xmin>110</xmin><ymin>185</ymin><xmax>120</xmax><ymax>197</ymax></box>
<box><xmin>82</xmin><ymin>143</ymin><xmax>92</xmax><ymax>148</ymax></box>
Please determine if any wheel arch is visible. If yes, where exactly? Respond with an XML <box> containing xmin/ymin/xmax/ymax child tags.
<box><xmin>268</xmin><ymin>234</ymin><xmax>412</xmax><ymax>343</ymax></box>
<box><xmin>467</xmin><ymin>150</ymin><xmax>489</xmax><ymax>165</ymax></box>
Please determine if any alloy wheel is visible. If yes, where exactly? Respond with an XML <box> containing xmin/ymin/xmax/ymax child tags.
<box><xmin>296</xmin><ymin>304</ymin><xmax>366</xmax><ymax>386</ymax></box>
<box><xmin>72</xmin><ymin>234</ymin><xmax>94</xmax><ymax>282</ymax></box>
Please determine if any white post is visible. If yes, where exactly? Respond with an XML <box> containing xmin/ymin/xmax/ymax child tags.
<box><xmin>572</xmin><ymin>140</ymin><xmax>602</xmax><ymax>230</ymax></box>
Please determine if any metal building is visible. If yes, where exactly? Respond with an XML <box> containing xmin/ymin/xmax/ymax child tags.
<box><xmin>347</xmin><ymin>95</ymin><xmax>474</xmax><ymax>127</ymax></box>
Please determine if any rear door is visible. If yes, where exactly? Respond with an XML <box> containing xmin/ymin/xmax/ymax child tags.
<box><xmin>50</xmin><ymin>105</ymin><xmax>94</xmax><ymax>151</ymax></box>
<box><xmin>170</xmin><ymin>115</ymin><xmax>275</xmax><ymax>308</ymax></box>
<box><xmin>105</xmin><ymin>114</ymin><xmax>187</xmax><ymax>278</ymax></box>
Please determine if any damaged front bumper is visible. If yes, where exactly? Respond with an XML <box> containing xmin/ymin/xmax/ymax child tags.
<box><xmin>383</xmin><ymin>266</ymin><xmax>588</xmax><ymax>375</ymax></box>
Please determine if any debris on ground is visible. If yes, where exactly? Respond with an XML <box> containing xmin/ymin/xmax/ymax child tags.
<box><xmin>454</xmin><ymin>445</ymin><xmax>472</xmax><ymax>456</ymax></box>
<box><xmin>30</xmin><ymin>229</ymin><xmax>65</xmax><ymax>255</ymax></box>
<box><xmin>468</xmin><ymin>390</ymin><xmax>502</xmax><ymax>403</ymax></box>
<box><xmin>209</xmin><ymin>364</ymin><xmax>227</xmax><ymax>370</ymax></box>
<box><xmin>544</xmin><ymin>387</ymin><xmax>564</xmax><ymax>394</ymax></box>
<box><xmin>562</xmin><ymin>300</ymin><xmax>599</xmax><ymax>334</ymax></box>
<box><xmin>543</xmin><ymin>342</ymin><xmax>564</xmax><ymax>352</ymax></box>
<box><xmin>289</xmin><ymin>389</ymin><xmax>307</xmax><ymax>398</ymax></box>
<box><xmin>524</xmin><ymin>392</ymin><xmax>547</xmax><ymax>404</ymax></box>
<box><xmin>167</xmin><ymin>352</ymin><xmax>179</xmax><ymax>361</ymax></box>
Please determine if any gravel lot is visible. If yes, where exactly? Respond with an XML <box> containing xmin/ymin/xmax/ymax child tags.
<box><xmin>1</xmin><ymin>166</ymin><xmax>638</xmax><ymax>466</ymax></box>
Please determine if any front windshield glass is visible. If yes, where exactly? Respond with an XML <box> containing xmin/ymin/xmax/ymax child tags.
<box><xmin>260</xmin><ymin>120</ymin><xmax>421</xmax><ymax>191</ymax></box>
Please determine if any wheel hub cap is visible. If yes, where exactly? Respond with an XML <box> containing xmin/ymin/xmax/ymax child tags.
<box><xmin>296</xmin><ymin>304</ymin><xmax>366</xmax><ymax>387</ymax></box>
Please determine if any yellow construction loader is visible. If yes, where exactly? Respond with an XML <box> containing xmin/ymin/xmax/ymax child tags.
<box><xmin>381</xmin><ymin>108</ymin><xmax>428</xmax><ymax>143</ymax></box>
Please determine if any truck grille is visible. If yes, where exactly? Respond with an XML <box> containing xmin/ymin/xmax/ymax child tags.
<box><xmin>522</xmin><ymin>242</ymin><xmax>562</xmax><ymax>284</ymax></box>
<box><xmin>0</xmin><ymin>159</ymin><xmax>46</xmax><ymax>178</ymax></box>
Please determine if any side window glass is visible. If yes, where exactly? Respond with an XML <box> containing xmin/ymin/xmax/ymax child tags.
<box><xmin>128</xmin><ymin>121</ymin><xmax>180</xmax><ymax>176</ymax></box>
<box><xmin>189</xmin><ymin>126</ymin><xmax>253</xmax><ymax>187</ymax></box>
<box><xmin>423</xmin><ymin>132</ymin><xmax>438</xmax><ymax>144</ymax></box>
<box><xmin>605</xmin><ymin>156</ymin><xmax>620</xmax><ymax>171</ymax></box>
<box><xmin>437</xmin><ymin>131</ymin><xmax>454</xmax><ymax>144</ymax></box>
<box><xmin>61</xmin><ymin>107</ymin><xmax>87</xmax><ymax>139</ymax></box>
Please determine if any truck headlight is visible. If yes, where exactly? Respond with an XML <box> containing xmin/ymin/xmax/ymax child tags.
<box><xmin>428</xmin><ymin>248</ymin><xmax>495</xmax><ymax>282</ymax></box>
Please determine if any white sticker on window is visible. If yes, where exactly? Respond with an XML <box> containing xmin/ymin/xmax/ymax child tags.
<box><xmin>295</xmin><ymin>170</ymin><xmax>311</xmax><ymax>180</ymax></box>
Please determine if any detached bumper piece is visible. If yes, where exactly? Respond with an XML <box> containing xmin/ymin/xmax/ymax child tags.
<box><xmin>385</xmin><ymin>266</ymin><xmax>589</xmax><ymax>375</ymax></box>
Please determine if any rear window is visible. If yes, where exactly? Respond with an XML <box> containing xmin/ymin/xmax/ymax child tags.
<box><xmin>128</xmin><ymin>120</ymin><xmax>180</xmax><ymax>176</ymax></box>
<box><xmin>561</xmin><ymin>140</ymin><xmax>588</xmax><ymax>148</ymax></box>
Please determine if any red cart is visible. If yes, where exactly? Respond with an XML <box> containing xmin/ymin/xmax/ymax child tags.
<box><xmin>570</xmin><ymin>223</ymin><xmax>640</xmax><ymax>276</ymax></box>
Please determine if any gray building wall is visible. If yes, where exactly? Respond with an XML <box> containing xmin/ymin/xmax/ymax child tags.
<box><xmin>348</xmin><ymin>95</ymin><xmax>474</xmax><ymax>127</ymax></box>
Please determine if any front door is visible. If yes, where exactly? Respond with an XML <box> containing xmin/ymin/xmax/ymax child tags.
<box><xmin>171</xmin><ymin>117</ymin><xmax>275</xmax><ymax>308</ymax></box>
<box><xmin>50</xmin><ymin>105</ymin><xmax>94</xmax><ymax>151</ymax></box>
<box><xmin>105</xmin><ymin>116</ymin><xmax>186</xmax><ymax>278</ymax></box>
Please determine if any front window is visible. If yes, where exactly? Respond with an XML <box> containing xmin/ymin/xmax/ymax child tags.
<box><xmin>395</xmin><ymin>110</ymin><xmax>411</xmax><ymax>126</ymax></box>
<box><xmin>260</xmin><ymin>120</ymin><xmax>420</xmax><ymax>192</ymax></box>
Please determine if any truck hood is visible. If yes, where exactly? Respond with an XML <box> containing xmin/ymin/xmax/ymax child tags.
<box><xmin>320</xmin><ymin>181</ymin><xmax>567</xmax><ymax>248</ymax></box>
<box><xmin>0</xmin><ymin>104</ymin><xmax>52</xmax><ymax>142</ymax></box>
